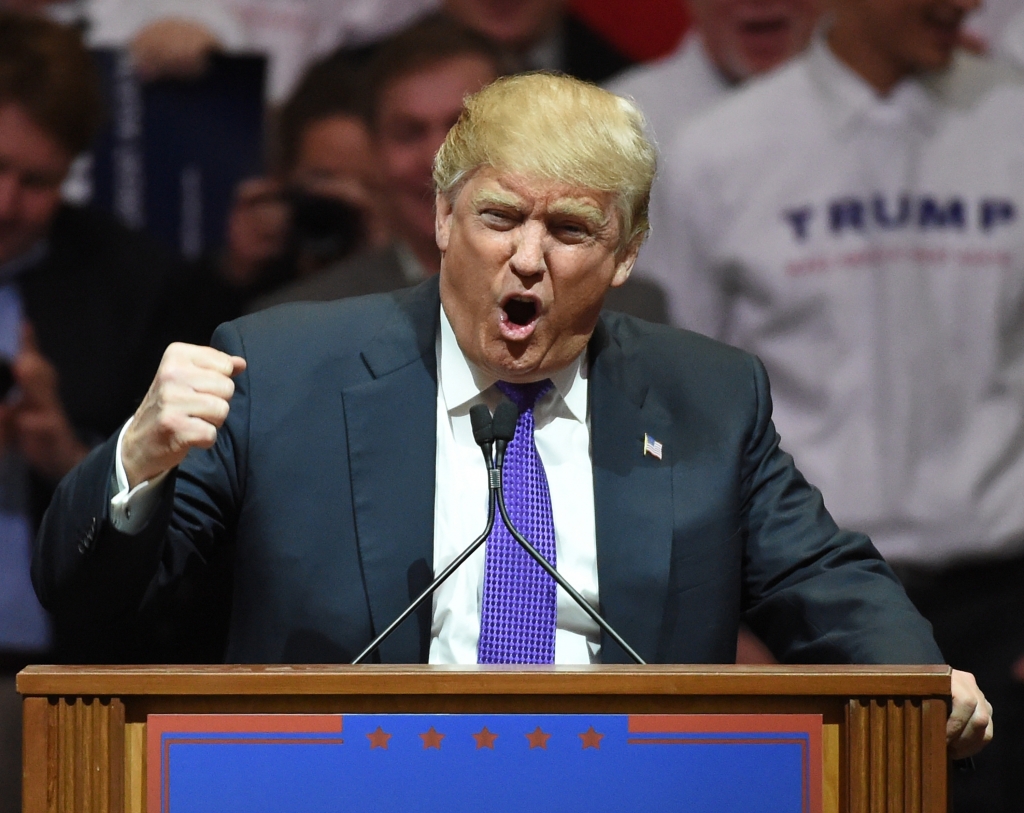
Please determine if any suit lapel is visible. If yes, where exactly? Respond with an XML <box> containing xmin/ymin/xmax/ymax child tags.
<box><xmin>343</xmin><ymin>278</ymin><xmax>441</xmax><ymax>663</ymax></box>
<box><xmin>589</xmin><ymin>319</ymin><xmax>674</xmax><ymax>663</ymax></box>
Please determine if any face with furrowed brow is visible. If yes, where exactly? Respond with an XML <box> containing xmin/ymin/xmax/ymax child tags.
<box><xmin>436</xmin><ymin>166</ymin><xmax>638</xmax><ymax>384</ymax></box>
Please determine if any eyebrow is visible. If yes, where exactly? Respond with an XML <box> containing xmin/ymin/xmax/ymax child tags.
<box><xmin>471</xmin><ymin>190</ymin><xmax>521</xmax><ymax>210</ymax></box>
<box><xmin>547</xmin><ymin>199</ymin><xmax>609</xmax><ymax>229</ymax></box>
<box><xmin>470</xmin><ymin>188</ymin><xmax>610</xmax><ymax>230</ymax></box>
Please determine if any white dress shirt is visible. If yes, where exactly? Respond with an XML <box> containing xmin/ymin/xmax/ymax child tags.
<box><xmin>112</xmin><ymin>305</ymin><xmax>602</xmax><ymax>663</ymax></box>
<box><xmin>431</xmin><ymin>306</ymin><xmax>600</xmax><ymax>664</ymax></box>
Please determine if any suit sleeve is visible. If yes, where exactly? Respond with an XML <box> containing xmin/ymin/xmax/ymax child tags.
<box><xmin>32</xmin><ymin>321</ymin><xmax>250</xmax><ymax>630</ymax></box>
<box><xmin>738</xmin><ymin>356</ymin><xmax>944</xmax><ymax>665</ymax></box>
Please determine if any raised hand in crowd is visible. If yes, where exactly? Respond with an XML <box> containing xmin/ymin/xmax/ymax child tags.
<box><xmin>2</xmin><ymin>324</ymin><xmax>88</xmax><ymax>482</ymax></box>
<box><xmin>130</xmin><ymin>18</ymin><xmax>222</xmax><ymax>80</ymax></box>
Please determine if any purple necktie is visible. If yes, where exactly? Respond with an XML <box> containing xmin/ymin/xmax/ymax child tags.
<box><xmin>477</xmin><ymin>380</ymin><xmax>558</xmax><ymax>664</ymax></box>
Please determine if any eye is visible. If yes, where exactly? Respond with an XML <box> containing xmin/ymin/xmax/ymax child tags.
<box><xmin>551</xmin><ymin>219</ymin><xmax>592</xmax><ymax>242</ymax></box>
<box><xmin>480</xmin><ymin>208</ymin><xmax>518</xmax><ymax>229</ymax></box>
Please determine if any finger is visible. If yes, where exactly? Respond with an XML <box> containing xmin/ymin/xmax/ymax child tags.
<box><xmin>947</xmin><ymin>673</ymin><xmax>979</xmax><ymax>743</ymax></box>
<box><xmin>148</xmin><ymin>386</ymin><xmax>232</xmax><ymax>430</ymax></box>
<box><xmin>190</xmin><ymin>347</ymin><xmax>246</xmax><ymax>378</ymax></box>
<box><xmin>171</xmin><ymin>415</ymin><xmax>220</xmax><ymax>451</ymax></box>
<box><xmin>158</xmin><ymin>365</ymin><xmax>238</xmax><ymax>401</ymax></box>
<box><xmin>950</xmin><ymin>702</ymin><xmax>993</xmax><ymax>760</ymax></box>
<box><xmin>162</xmin><ymin>343</ymin><xmax>244</xmax><ymax>378</ymax></box>
<box><xmin>181</xmin><ymin>391</ymin><xmax>232</xmax><ymax>429</ymax></box>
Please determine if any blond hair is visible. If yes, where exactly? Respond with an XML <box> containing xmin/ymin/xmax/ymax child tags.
<box><xmin>433</xmin><ymin>72</ymin><xmax>657</xmax><ymax>251</ymax></box>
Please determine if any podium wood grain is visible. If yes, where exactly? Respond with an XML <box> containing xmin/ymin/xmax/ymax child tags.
<box><xmin>19</xmin><ymin>665</ymin><xmax>950</xmax><ymax>813</ymax></box>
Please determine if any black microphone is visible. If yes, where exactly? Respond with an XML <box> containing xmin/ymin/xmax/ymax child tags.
<box><xmin>491</xmin><ymin>399</ymin><xmax>518</xmax><ymax>470</ymax></box>
<box><xmin>352</xmin><ymin>406</ymin><xmax>500</xmax><ymax>664</ymax></box>
<box><xmin>490</xmin><ymin>399</ymin><xmax>647</xmax><ymax>665</ymax></box>
<box><xmin>470</xmin><ymin>404</ymin><xmax>494</xmax><ymax>466</ymax></box>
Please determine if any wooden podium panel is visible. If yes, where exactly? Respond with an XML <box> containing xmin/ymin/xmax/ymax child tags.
<box><xmin>18</xmin><ymin>664</ymin><xmax>951</xmax><ymax>813</ymax></box>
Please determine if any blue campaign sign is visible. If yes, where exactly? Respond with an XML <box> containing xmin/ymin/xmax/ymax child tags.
<box><xmin>83</xmin><ymin>50</ymin><xmax>266</xmax><ymax>260</ymax></box>
<box><xmin>149</xmin><ymin>713</ymin><xmax>821</xmax><ymax>813</ymax></box>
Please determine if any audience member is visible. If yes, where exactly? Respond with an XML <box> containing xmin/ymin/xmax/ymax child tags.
<box><xmin>253</xmin><ymin>16</ymin><xmax>501</xmax><ymax>310</ymax></box>
<box><xmin>646</xmin><ymin>0</ymin><xmax>1023</xmax><ymax>809</ymax></box>
<box><xmin>0</xmin><ymin>12</ymin><xmax>189</xmax><ymax>812</ymax></box>
<box><xmin>162</xmin><ymin>50</ymin><xmax>389</xmax><ymax>376</ymax></box>
<box><xmin>607</xmin><ymin>0</ymin><xmax>822</xmax><ymax>146</ymax></box>
<box><xmin>442</xmin><ymin>0</ymin><xmax>634</xmax><ymax>83</ymax></box>
<box><xmin>222</xmin><ymin>53</ymin><xmax>384</xmax><ymax>298</ymax></box>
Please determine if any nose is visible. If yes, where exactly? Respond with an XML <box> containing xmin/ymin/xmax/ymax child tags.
<box><xmin>509</xmin><ymin>220</ymin><xmax>547</xmax><ymax>278</ymax></box>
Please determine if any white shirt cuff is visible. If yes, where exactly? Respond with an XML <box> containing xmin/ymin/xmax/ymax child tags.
<box><xmin>110</xmin><ymin>417</ymin><xmax>169</xmax><ymax>534</ymax></box>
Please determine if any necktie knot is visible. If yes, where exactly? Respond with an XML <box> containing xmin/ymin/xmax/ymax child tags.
<box><xmin>495</xmin><ymin>379</ymin><xmax>553</xmax><ymax>411</ymax></box>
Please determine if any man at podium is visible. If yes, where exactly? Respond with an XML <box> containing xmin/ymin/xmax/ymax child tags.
<box><xmin>32</xmin><ymin>73</ymin><xmax>991</xmax><ymax>759</ymax></box>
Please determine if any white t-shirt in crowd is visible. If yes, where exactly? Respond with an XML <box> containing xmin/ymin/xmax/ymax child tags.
<box><xmin>965</xmin><ymin>0</ymin><xmax>1024</xmax><ymax>51</ymax></box>
<box><xmin>605</xmin><ymin>33</ymin><xmax>731</xmax><ymax>149</ymax></box>
<box><xmin>998</xmin><ymin>8</ymin><xmax>1024</xmax><ymax>71</ymax></box>
<box><xmin>644</xmin><ymin>38</ymin><xmax>1024</xmax><ymax>567</ymax></box>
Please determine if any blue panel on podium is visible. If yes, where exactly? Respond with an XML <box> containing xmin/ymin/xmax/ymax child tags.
<box><xmin>148</xmin><ymin>713</ymin><xmax>822</xmax><ymax>813</ymax></box>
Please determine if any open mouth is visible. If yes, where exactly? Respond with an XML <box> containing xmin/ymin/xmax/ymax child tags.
<box><xmin>738</xmin><ymin>17</ymin><xmax>790</xmax><ymax>36</ymax></box>
<box><xmin>499</xmin><ymin>295</ymin><xmax>541</xmax><ymax>341</ymax></box>
<box><xmin>504</xmin><ymin>297</ymin><xmax>538</xmax><ymax>326</ymax></box>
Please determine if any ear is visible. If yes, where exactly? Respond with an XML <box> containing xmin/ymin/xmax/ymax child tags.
<box><xmin>609</xmin><ymin>235</ymin><xmax>642</xmax><ymax>288</ymax></box>
<box><xmin>435</xmin><ymin>191</ymin><xmax>454</xmax><ymax>253</ymax></box>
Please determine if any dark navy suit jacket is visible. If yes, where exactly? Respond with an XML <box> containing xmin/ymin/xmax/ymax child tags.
<box><xmin>33</xmin><ymin>276</ymin><xmax>943</xmax><ymax>665</ymax></box>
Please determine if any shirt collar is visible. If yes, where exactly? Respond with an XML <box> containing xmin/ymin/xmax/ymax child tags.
<box><xmin>438</xmin><ymin>305</ymin><xmax>588</xmax><ymax>423</ymax></box>
<box><xmin>807</xmin><ymin>33</ymin><xmax>941</xmax><ymax>137</ymax></box>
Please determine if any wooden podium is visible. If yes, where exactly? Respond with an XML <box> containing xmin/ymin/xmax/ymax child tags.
<box><xmin>17</xmin><ymin>664</ymin><xmax>951</xmax><ymax>813</ymax></box>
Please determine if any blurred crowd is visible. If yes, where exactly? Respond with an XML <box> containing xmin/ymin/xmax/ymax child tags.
<box><xmin>1</xmin><ymin>0</ymin><xmax>1023</xmax><ymax>811</ymax></box>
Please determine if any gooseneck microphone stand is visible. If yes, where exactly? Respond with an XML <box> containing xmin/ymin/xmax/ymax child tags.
<box><xmin>353</xmin><ymin>399</ymin><xmax>645</xmax><ymax>665</ymax></box>
<box><xmin>351</xmin><ymin>405</ymin><xmax>502</xmax><ymax>664</ymax></box>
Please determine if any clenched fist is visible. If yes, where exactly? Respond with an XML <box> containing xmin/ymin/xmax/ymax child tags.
<box><xmin>122</xmin><ymin>343</ymin><xmax>246</xmax><ymax>488</ymax></box>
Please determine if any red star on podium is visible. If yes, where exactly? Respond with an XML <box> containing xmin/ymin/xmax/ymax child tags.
<box><xmin>366</xmin><ymin>726</ymin><xmax>391</xmax><ymax>749</ymax></box>
<box><xmin>472</xmin><ymin>726</ymin><xmax>498</xmax><ymax>749</ymax></box>
<box><xmin>420</xmin><ymin>726</ymin><xmax>445</xmax><ymax>749</ymax></box>
<box><xmin>525</xmin><ymin>726</ymin><xmax>551</xmax><ymax>749</ymax></box>
<box><xmin>579</xmin><ymin>726</ymin><xmax>604</xmax><ymax>749</ymax></box>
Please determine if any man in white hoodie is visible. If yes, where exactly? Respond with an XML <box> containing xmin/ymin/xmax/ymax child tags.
<box><xmin>646</xmin><ymin>0</ymin><xmax>1023</xmax><ymax>809</ymax></box>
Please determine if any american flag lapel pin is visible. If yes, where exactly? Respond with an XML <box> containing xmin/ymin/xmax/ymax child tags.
<box><xmin>643</xmin><ymin>433</ymin><xmax>663</xmax><ymax>460</ymax></box>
